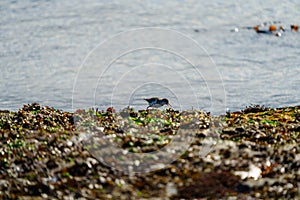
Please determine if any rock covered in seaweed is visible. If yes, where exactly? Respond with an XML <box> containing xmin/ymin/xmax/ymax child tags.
<box><xmin>0</xmin><ymin>103</ymin><xmax>299</xmax><ymax>199</ymax></box>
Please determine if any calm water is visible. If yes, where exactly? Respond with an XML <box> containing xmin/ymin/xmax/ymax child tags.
<box><xmin>1</xmin><ymin>0</ymin><xmax>299</xmax><ymax>114</ymax></box>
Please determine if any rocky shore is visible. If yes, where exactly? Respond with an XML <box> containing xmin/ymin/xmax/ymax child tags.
<box><xmin>0</xmin><ymin>103</ymin><xmax>299</xmax><ymax>199</ymax></box>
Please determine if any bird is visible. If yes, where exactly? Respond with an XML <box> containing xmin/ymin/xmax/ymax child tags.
<box><xmin>144</xmin><ymin>97</ymin><xmax>171</xmax><ymax>109</ymax></box>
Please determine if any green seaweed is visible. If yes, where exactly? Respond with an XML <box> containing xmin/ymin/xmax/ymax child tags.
<box><xmin>9</xmin><ymin>139</ymin><xmax>25</xmax><ymax>148</ymax></box>
<box><xmin>260</xmin><ymin>119</ymin><xmax>279</xmax><ymax>126</ymax></box>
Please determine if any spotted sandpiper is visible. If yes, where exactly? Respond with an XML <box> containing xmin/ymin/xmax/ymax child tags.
<box><xmin>144</xmin><ymin>97</ymin><xmax>171</xmax><ymax>109</ymax></box>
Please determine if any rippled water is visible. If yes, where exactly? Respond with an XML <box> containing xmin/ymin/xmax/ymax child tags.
<box><xmin>1</xmin><ymin>0</ymin><xmax>299</xmax><ymax>114</ymax></box>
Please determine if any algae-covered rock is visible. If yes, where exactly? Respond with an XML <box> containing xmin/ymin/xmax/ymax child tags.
<box><xmin>0</xmin><ymin>103</ymin><xmax>299</xmax><ymax>199</ymax></box>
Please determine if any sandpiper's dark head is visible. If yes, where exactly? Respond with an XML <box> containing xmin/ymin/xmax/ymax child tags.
<box><xmin>161</xmin><ymin>98</ymin><xmax>169</xmax><ymax>105</ymax></box>
<box><xmin>160</xmin><ymin>98</ymin><xmax>171</xmax><ymax>108</ymax></box>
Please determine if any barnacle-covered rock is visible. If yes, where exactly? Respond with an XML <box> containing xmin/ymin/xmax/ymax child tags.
<box><xmin>0</xmin><ymin>103</ymin><xmax>299</xmax><ymax>199</ymax></box>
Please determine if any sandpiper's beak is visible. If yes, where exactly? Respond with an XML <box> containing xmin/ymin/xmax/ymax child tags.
<box><xmin>167</xmin><ymin>103</ymin><xmax>172</xmax><ymax>108</ymax></box>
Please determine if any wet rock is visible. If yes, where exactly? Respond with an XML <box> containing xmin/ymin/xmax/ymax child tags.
<box><xmin>0</xmin><ymin>103</ymin><xmax>299</xmax><ymax>199</ymax></box>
